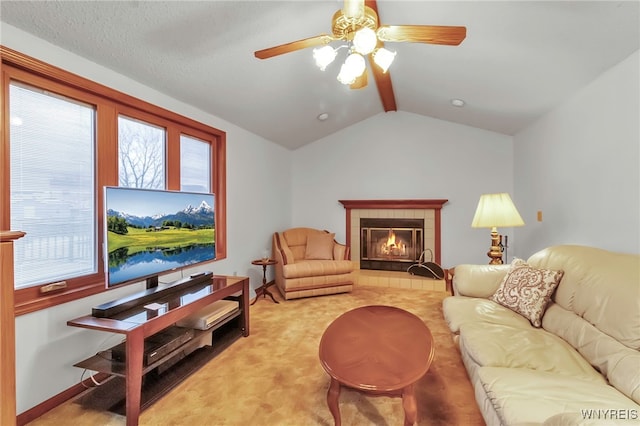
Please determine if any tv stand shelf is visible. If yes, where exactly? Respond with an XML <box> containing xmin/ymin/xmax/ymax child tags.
<box><xmin>68</xmin><ymin>275</ymin><xmax>250</xmax><ymax>426</ymax></box>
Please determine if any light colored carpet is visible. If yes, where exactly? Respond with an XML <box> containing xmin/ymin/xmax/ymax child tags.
<box><xmin>27</xmin><ymin>285</ymin><xmax>484</xmax><ymax>426</ymax></box>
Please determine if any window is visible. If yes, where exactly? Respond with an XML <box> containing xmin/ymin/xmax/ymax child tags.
<box><xmin>1</xmin><ymin>48</ymin><xmax>227</xmax><ymax>315</ymax></box>
<box><xmin>9</xmin><ymin>83</ymin><xmax>96</xmax><ymax>289</ymax></box>
<box><xmin>180</xmin><ymin>134</ymin><xmax>211</xmax><ymax>193</ymax></box>
<box><xmin>118</xmin><ymin>116</ymin><xmax>166</xmax><ymax>189</ymax></box>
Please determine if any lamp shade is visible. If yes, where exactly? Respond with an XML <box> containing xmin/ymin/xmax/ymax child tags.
<box><xmin>471</xmin><ymin>193</ymin><xmax>525</xmax><ymax>228</ymax></box>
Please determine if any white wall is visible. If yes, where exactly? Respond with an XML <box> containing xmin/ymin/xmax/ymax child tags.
<box><xmin>291</xmin><ymin>111</ymin><xmax>515</xmax><ymax>266</ymax></box>
<box><xmin>2</xmin><ymin>24</ymin><xmax>292</xmax><ymax>414</ymax></box>
<box><xmin>514</xmin><ymin>50</ymin><xmax>640</xmax><ymax>256</ymax></box>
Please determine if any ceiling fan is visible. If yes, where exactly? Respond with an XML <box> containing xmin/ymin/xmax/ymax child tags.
<box><xmin>254</xmin><ymin>0</ymin><xmax>466</xmax><ymax>112</ymax></box>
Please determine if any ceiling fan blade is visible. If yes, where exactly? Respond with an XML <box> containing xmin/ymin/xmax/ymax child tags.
<box><xmin>377</xmin><ymin>25</ymin><xmax>467</xmax><ymax>46</ymax></box>
<box><xmin>254</xmin><ymin>34</ymin><xmax>335</xmax><ymax>59</ymax></box>
<box><xmin>350</xmin><ymin>70</ymin><xmax>368</xmax><ymax>90</ymax></box>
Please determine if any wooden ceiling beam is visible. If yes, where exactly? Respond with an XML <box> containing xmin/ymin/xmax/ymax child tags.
<box><xmin>366</xmin><ymin>0</ymin><xmax>397</xmax><ymax>112</ymax></box>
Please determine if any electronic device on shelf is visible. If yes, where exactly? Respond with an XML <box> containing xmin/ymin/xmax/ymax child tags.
<box><xmin>176</xmin><ymin>299</ymin><xmax>240</xmax><ymax>330</ymax></box>
<box><xmin>103</xmin><ymin>186</ymin><xmax>216</xmax><ymax>291</ymax></box>
<box><xmin>91</xmin><ymin>271</ymin><xmax>213</xmax><ymax>318</ymax></box>
<box><xmin>111</xmin><ymin>325</ymin><xmax>195</xmax><ymax>366</ymax></box>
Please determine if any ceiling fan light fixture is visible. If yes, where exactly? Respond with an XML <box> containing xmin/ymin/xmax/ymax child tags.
<box><xmin>313</xmin><ymin>45</ymin><xmax>338</xmax><ymax>71</ymax></box>
<box><xmin>337</xmin><ymin>63</ymin><xmax>357</xmax><ymax>85</ymax></box>
<box><xmin>373</xmin><ymin>47</ymin><xmax>396</xmax><ymax>73</ymax></box>
<box><xmin>343</xmin><ymin>0</ymin><xmax>364</xmax><ymax>19</ymax></box>
<box><xmin>353</xmin><ymin>27</ymin><xmax>377</xmax><ymax>55</ymax></box>
<box><xmin>343</xmin><ymin>52</ymin><xmax>366</xmax><ymax>78</ymax></box>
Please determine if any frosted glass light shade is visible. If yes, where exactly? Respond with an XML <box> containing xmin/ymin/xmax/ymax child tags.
<box><xmin>344</xmin><ymin>52</ymin><xmax>366</xmax><ymax>76</ymax></box>
<box><xmin>353</xmin><ymin>28</ymin><xmax>377</xmax><ymax>55</ymax></box>
<box><xmin>313</xmin><ymin>45</ymin><xmax>337</xmax><ymax>71</ymax></box>
<box><xmin>471</xmin><ymin>193</ymin><xmax>525</xmax><ymax>228</ymax></box>
<box><xmin>337</xmin><ymin>52</ymin><xmax>366</xmax><ymax>84</ymax></box>
<box><xmin>372</xmin><ymin>47</ymin><xmax>396</xmax><ymax>73</ymax></box>
<box><xmin>337</xmin><ymin>63</ymin><xmax>356</xmax><ymax>84</ymax></box>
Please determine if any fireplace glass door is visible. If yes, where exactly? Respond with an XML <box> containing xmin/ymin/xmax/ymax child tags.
<box><xmin>360</xmin><ymin>218</ymin><xmax>423</xmax><ymax>271</ymax></box>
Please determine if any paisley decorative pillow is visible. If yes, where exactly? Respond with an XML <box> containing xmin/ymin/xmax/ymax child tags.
<box><xmin>490</xmin><ymin>258</ymin><xmax>564</xmax><ymax>327</ymax></box>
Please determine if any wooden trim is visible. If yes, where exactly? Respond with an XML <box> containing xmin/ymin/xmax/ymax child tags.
<box><xmin>339</xmin><ymin>199</ymin><xmax>448</xmax><ymax>210</ymax></box>
<box><xmin>214</xmin><ymin>133</ymin><xmax>227</xmax><ymax>260</ymax></box>
<box><xmin>1</xmin><ymin>230</ymin><xmax>26</xmax><ymax>426</ymax></box>
<box><xmin>339</xmin><ymin>199</ymin><xmax>448</xmax><ymax>266</ymax></box>
<box><xmin>444</xmin><ymin>267</ymin><xmax>455</xmax><ymax>295</ymax></box>
<box><xmin>16</xmin><ymin>373</ymin><xmax>110</xmax><ymax>426</ymax></box>
<box><xmin>1</xmin><ymin>69</ymin><xmax>10</xmax><ymax>230</ymax></box>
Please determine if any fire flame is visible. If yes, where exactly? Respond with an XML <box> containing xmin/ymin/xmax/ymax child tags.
<box><xmin>386</xmin><ymin>231</ymin><xmax>397</xmax><ymax>247</ymax></box>
<box><xmin>381</xmin><ymin>230</ymin><xmax>406</xmax><ymax>256</ymax></box>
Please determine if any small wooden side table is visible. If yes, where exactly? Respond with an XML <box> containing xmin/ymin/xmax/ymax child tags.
<box><xmin>251</xmin><ymin>259</ymin><xmax>279</xmax><ymax>305</ymax></box>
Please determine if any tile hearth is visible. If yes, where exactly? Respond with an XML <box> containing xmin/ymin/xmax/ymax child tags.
<box><xmin>354</xmin><ymin>269</ymin><xmax>446</xmax><ymax>292</ymax></box>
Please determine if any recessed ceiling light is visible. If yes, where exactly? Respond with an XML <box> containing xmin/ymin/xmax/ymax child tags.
<box><xmin>451</xmin><ymin>99</ymin><xmax>465</xmax><ymax>107</ymax></box>
<box><xmin>317</xmin><ymin>112</ymin><xmax>329</xmax><ymax>121</ymax></box>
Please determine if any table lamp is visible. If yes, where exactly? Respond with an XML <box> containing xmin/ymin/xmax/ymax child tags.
<box><xmin>471</xmin><ymin>193</ymin><xmax>525</xmax><ymax>264</ymax></box>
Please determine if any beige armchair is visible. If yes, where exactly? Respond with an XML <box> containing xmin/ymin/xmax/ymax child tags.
<box><xmin>272</xmin><ymin>227</ymin><xmax>354</xmax><ymax>300</ymax></box>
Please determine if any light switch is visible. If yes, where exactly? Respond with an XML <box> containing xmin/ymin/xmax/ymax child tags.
<box><xmin>537</xmin><ymin>210</ymin><xmax>543</xmax><ymax>222</ymax></box>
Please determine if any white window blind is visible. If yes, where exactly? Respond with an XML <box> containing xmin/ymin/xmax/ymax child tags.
<box><xmin>180</xmin><ymin>134</ymin><xmax>211</xmax><ymax>193</ymax></box>
<box><xmin>10</xmin><ymin>82</ymin><xmax>96</xmax><ymax>289</ymax></box>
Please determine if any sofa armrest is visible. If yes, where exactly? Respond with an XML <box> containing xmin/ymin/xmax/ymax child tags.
<box><xmin>333</xmin><ymin>242</ymin><xmax>349</xmax><ymax>261</ymax></box>
<box><xmin>452</xmin><ymin>264</ymin><xmax>510</xmax><ymax>298</ymax></box>
<box><xmin>273</xmin><ymin>232</ymin><xmax>295</xmax><ymax>265</ymax></box>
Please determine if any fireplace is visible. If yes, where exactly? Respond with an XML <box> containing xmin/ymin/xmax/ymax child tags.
<box><xmin>339</xmin><ymin>199</ymin><xmax>448</xmax><ymax>272</ymax></box>
<box><xmin>360</xmin><ymin>218</ymin><xmax>423</xmax><ymax>272</ymax></box>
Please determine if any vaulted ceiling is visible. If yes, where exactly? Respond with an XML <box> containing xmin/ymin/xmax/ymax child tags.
<box><xmin>1</xmin><ymin>1</ymin><xmax>638</xmax><ymax>150</ymax></box>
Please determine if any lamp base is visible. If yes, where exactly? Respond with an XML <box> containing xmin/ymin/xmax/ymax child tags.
<box><xmin>487</xmin><ymin>228</ymin><xmax>503</xmax><ymax>265</ymax></box>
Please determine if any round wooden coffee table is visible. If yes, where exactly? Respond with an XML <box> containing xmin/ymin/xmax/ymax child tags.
<box><xmin>319</xmin><ymin>305</ymin><xmax>434</xmax><ymax>426</ymax></box>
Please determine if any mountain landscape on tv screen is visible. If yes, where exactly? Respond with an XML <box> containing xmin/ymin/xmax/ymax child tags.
<box><xmin>107</xmin><ymin>200</ymin><xmax>214</xmax><ymax>228</ymax></box>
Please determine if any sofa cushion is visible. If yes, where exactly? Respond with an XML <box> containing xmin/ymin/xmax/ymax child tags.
<box><xmin>490</xmin><ymin>258</ymin><xmax>563</xmax><ymax>327</ymax></box>
<box><xmin>478</xmin><ymin>367</ymin><xmax>640</xmax><ymax>426</ymax></box>
<box><xmin>527</xmin><ymin>245</ymin><xmax>640</xmax><ymax>350</ymax></box>
<box><xmin>542</xmin><ymin>302</ymin><xmax>640</xmax><ymax>405</ymax></box>
<box><xmin>304</xmin><ymin>232</ymin><xmax>335</xmax><ymax>260</ymax></box>
<box><xmin>442</xmin><ymin>296</ymin><xmax>531</xmax><ymax>334</ymax></box>
<box><xmin>282</xmin><ymin>259</ymin><xmax>353</xmax><ymax>279</ymax></box>
<box><xmin>459</xmin><ymin>322</ymin><xmax>605</xmax><ymax>383</ymax></box>
<box><xmin>452</xmin><ymin>264</ymin><xmax>510</xmax><ymax>297</ymax></box>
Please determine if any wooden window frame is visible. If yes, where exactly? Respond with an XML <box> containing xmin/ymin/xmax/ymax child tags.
<box><xmin>0</xmin><ymin>46</ymin><xmax>227</xmax><ymax>316</ymax></box>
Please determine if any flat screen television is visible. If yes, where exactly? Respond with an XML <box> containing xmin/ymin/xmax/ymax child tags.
<box><xmin>104</xmin><ymin>186</ymin><xmax>215</xmax><ymax>289</ymax></box>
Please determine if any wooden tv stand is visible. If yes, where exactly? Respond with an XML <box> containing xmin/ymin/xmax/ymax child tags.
<box><xmin>67</xmin><ymin>275</ymin><xmax>249</xmax><ymax>426</ymax></box>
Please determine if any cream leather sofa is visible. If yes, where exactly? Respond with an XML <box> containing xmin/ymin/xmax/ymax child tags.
<box><xmin>272</xmin><ymin>227</ymin><xmax>354</xmax><ymax>300</ymax></box>
<box><xmin>443</xmin><ymin>245</ymin><xmax>640</xmax><ymax>425</ymax></box>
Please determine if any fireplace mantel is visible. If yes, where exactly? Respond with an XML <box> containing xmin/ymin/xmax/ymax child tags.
<box><xmin>339</xmin><ymin>199</ymin><xmax>448</xmax><ymax>210</ymax></box>
<box><xmin>339</xmin><ymin>199</ymin><xmax>448</xmax><ymax>266</ymax></box>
